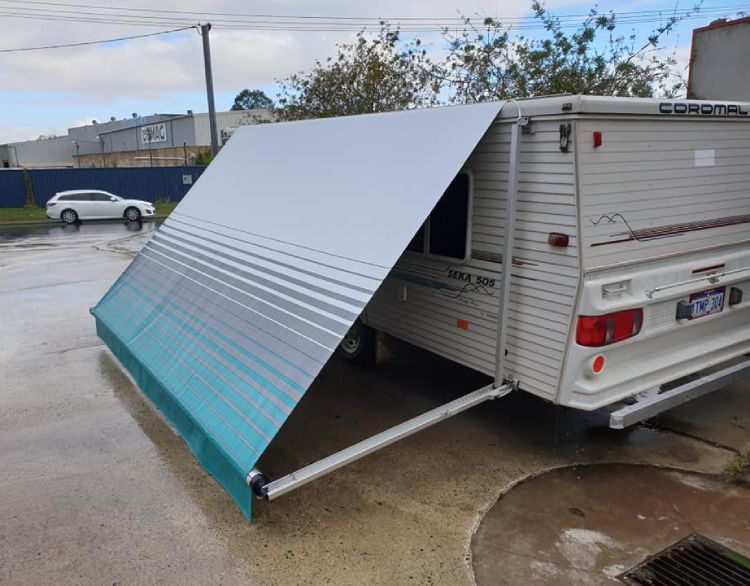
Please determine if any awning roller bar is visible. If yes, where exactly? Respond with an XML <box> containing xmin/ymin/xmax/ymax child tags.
<box><xmin>249</xmin><ymin>381</ymin><xmax>513</xmax><ymax>500</ymax></box>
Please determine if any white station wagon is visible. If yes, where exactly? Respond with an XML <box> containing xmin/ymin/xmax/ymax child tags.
<box><xmin>46</xmin><ymin>189</ymin><xmax>156</xmax><ymax>224</ymax></box>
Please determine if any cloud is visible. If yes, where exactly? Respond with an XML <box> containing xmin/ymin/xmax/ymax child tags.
<box><xmin>0</xmin><ymin>0</ymin><xmax>628</xmax><ymax>141</ymax></box>
<box><xmin>0</xmin><ymin>123</ymin><xmax>67</xmax><ymax>143</ymax></box>
<box><xmin>0</xmin><ymin>0</ymin><xmax>548</xmax><ymax>100</ymax></box>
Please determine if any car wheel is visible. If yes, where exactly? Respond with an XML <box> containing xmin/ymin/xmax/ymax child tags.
<box><xmin>124</xmin><ymin>207</ymin><xmax>141</xmax><ymax>222</ymax></box>
<box><xmin>60</xmin><ymin>209</ymin><xmax>78</xmax><ymax>224</ymax></box>
<box><xmin>336</xmin><ymin>320</ymin><xmax>376</xmax><ymax>366</ymax></box>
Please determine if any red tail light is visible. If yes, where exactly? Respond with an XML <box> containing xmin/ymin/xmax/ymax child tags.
<box><xmin>576</xmin><ymin>308</ymin><xmax>643</xmax><ymax>347</ymax></box>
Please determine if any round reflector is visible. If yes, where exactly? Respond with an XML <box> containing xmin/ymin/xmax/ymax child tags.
<box><xmin>592</xmin><ymin>355</ymin><xmax>605</xmax><ymax>374</ymax></box>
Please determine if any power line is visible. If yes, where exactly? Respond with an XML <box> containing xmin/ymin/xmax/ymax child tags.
<box><xmin>0</xmin><ymin>1</ymin><xmax>745</xmax><ymax>32</ymax></box>
<box><xmin>0</xmin><ymin>25</ymin><xmax>194</xmax><ymax>52</ymax></box>
<box><xmin>0</xmin><ymin>0</ymin><xmax>747</xmax><ymax>23</ymax></box>
<box><xmin>0</xmin><ymin>11</ymin><xmax>745</xmax><ymax>33</ymax></box>
<box><xmin>0</xmin><ymin>1</ymin><xmax>745</xmax><ymax>37</ymax></box>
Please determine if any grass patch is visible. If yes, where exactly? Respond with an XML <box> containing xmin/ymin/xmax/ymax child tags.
<box><xmin>724</xmin><ymin>452</ymin><xmax>750</xmax><ymax>481</ymax></box>
<box><xmin>154</xmin><ymin>201</ymin><xmax>178</xmax><ymax>216</ymax></box>
<box><xmin>0</xmin><ymin>201</ymin><xmax>178</xmax><ymax>223</ymax></box>
<box><xmin>0</xmin><ymin>207</ymin><xmax>48</xmax><ymax>222</ymax></box>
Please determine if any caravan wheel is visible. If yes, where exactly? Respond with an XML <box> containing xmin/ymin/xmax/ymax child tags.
<box><xmin>337</xmin><ymin>320</ymin><xmax>375</xmax><ymax>366</ymax></box>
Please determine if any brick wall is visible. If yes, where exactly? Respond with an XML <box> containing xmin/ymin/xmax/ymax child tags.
<box><xmin>74</xmin><ymin>146</ymin><xmax>211</xmax><ymax>168</ymax></box>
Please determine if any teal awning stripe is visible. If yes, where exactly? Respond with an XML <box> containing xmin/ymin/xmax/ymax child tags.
<box><xmin>96</xmin><ymin>289</ymin><xmax>285</xmax><ymax>440</ymax></box>
<box><xmin>95</xmin><ymin>317</ymin><xmax>254</xmax><ymax>519</ymax></box>
<box><xmin>108</xmin><ymin>264</ymin><xmax>309</xmax><ymax>400</ymax></box>
<box><xmin>94</xmin><ymin>299</ymin><xmax>269</xmax><ymax>462</ymax></box>
<box><xmin>104</xmin><ymin>280</ymin><xmax>296</xmax><ymax>423</ymax></box>
<box><xmin>126</xmin><ymin>260</ymin><xmax>317</xmax><ymax>383</ymax></box>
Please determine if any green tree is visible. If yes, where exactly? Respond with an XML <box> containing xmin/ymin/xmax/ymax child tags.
<box><xmin>276</xmin><ymin>24</ymin><xmax>439</xmax><ymax>121</ymax></box>
<box><xmin>440</xmin><ymin>2</ymin><xmax>693</xmax><ymax>103</ymax></box>
<box><xmin>230</xmin><ymin>89</ymin><xmax>274</xmax><ymax>110</ymax></box>
<box><xmin>193</xmin><ymin>150</ymin><xmax>213</xmax><ymax>166</ymax></box>
<box><xmin>22</xmin><ymin>168</ymin><xmax>35</xmax><ymax>208</ymax></box>
<box><xmin>270</xmin><ymin>3</ymin><xmax>695</xmax><ymax>120</ymax></box>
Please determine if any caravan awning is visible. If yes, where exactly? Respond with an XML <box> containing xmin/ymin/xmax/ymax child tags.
<box><xmin>92</xmin><ymin>102</ymin><xmax>504</xmax><ymax>519</ymax></box>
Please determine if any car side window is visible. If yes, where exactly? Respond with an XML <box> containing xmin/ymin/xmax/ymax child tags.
<box><xmin>90</xmin><ymin>193</ymin><xmax>111</xmax><ymax>201</ymax></box>
<box><xmin>71</xmin><ymin>193</ymin><xmax>91</xmax><ymax>201</ymax></box>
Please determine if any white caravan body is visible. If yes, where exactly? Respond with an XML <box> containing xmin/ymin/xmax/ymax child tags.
<box><xmin>363</xmin><ymin>95</ymin><xmax>750</xmax><ymax>411</ymax></box>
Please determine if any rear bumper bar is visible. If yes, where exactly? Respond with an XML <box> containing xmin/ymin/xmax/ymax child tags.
<box><xmin>609</xmin><ymin>358</ymin><xmax>750</xmax><ymax>429</ymax></box>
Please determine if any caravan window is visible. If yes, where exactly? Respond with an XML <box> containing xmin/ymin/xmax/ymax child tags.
<box><xmin>406</xmin><ymin>171</ymin><xmax>471</xmax><ymax>261</ymax></box>
<box><xmin>406</xmin><ymin>223</ymin><xmax>426</xmax><ymax>253</ymax></box>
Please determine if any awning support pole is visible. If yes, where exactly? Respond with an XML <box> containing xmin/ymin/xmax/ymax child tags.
<box><xmin>493</xmin><ymin>113</ymin><xmax>527</xmax><ymax>387</ymax></box>
<box><xmin>248</xmin><ymin>382</ymin><xmax>512</xmax><ymax>501</ymax></box>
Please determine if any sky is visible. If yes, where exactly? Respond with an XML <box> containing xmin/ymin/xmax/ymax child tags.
<box><xmin>0</xmin><ymin>0</ymin><xmax>746</xmax><ymax>143</ymax></box>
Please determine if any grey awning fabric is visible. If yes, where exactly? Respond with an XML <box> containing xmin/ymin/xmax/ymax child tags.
<box><xmin>92</xmin><ymin>102</ymin><xmax>504</xmax><ymax>519</ymax></box>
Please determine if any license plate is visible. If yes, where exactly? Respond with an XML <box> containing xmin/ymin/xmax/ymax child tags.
<box><xmin>688</xmin><ymin>286</ymin><xmax>726</xmax><ymax>319</ymax></box>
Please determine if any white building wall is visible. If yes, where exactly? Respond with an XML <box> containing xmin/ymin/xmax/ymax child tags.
<box><xmin>3</xmin><ymin>136</ymin><xmax>73</xmax><ymax>168</ymax></box>
<box><xmin>689</xmin><ymin>18</ymin><xmax>750</xmax><ymax>101</ymax></box>
<box><xmin>194</xmin><ymin>110</ymin><xmax>275</xmax><ymax>146</ymax></box>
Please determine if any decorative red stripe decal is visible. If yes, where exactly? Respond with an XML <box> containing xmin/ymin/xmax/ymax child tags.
<box><xmin>591</xmin><ymin>213</ymin><xmax>750</xmax><ymax>247</ymax></box>
<box><xmin>692</xmin><ymin>263</ymin><xmax>725</xmax><ymax>274</ymax></box>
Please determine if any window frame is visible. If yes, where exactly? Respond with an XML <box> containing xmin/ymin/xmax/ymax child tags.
<box><xmin>404</xmin><ymin>169</ymin><xmax>474</xmax><ymax>264</ymax></box>
<box><xmin>90</xmin><ymin>192</ymin><xmax>116</xmax><ymax>202</ymax></box>
<box><xmin>60</xmin><ymin>193</ymin><xmax>94</xmax><ymax>202</ymax></box>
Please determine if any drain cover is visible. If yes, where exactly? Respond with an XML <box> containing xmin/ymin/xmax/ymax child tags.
<box><xmin>620</xmin><ymin>534</ymin><xmax>750</xmax><ymax>585</ymax></box>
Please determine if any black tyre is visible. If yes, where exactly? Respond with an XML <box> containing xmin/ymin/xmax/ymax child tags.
<box><xmin>336</xmin><ymin>320</ymin><xmax>376</xmax><ymax>366</ymax></box>
<box><xmin>124</xmin><ymin>207</ymin><xmax>141</xmax><ymax>222</ymax></box>
<box><xmin>60</xmin><ymin>209</ymin><xmax>78</xmax><ymax>224</ymax></box>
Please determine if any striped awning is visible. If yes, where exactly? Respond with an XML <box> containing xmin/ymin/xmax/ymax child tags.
<box><xmin>92</xmin><ymin>102</ymin><xmax>504</xmax><ymax>519</ymax></box>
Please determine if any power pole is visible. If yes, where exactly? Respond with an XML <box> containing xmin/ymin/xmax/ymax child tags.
<box><xmin>200</xmin><ymin>23</ymin><xmax>219</xmax><ymax>158</ymax></box>
<box><xmin>99</xmin><ymin>136</ymin><xmax>106</xmax><ymax>168</ymax></box>
<box><xmin>146</xmin><ymin>128</ymin><xmax>154</xmax><ymax>167</ymax></box>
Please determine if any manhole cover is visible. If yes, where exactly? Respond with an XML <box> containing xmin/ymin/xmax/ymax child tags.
<box><xmin>619</xmin><ymin>534</ymin><xmax>750</xmax><ymax>585</ymax></box>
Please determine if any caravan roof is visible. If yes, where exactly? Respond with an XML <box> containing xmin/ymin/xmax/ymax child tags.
<box><xmin>497</xmin><ymin>94</ymin><xmax>750</xmax><ymax>118</ymax></box>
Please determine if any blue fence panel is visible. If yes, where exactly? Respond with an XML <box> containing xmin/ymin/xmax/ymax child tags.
<box><xmin>0</xmin><ymin>169</ymin><xmax>28</xmax><ymax>207</ymax></box>
<box><xmin>0</xmin><ymin>166</ymin><xmax>206</xmax><ymax>207</ymax></box>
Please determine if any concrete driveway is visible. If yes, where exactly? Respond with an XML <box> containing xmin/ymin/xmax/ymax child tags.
<box><xmin>0</xmin><ymin>222</ymin><xmax>747</xmax><ymax>584</ymax></box>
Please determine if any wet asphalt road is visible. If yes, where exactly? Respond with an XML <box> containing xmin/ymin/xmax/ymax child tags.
<box><xmin>0</xmin><ymin>221</ymin><xmax>747</xmax><ymax>584</ymax></box>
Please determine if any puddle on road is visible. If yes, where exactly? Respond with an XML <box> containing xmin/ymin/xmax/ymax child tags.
<box><xmin>0</xmin><ymin>220</ymin><xmax>162</xmax><ymax>250</ymax></box>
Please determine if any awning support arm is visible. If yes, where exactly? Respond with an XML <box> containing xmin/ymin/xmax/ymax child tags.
<box><xmin>248</xmin><ymin>382</ymin><xmax>512</xmax><ymax>500</ymax></box>
<box><xmin>493</xmin><ymin>113</ymin><xmax>527</xmax><ymax>387</ymax></box>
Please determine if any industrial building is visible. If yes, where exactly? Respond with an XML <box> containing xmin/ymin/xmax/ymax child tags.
<box><xmin>0</xmin><ymin>109</ymin><xmax>273</xmax><ymax>168</ymax></box>
<box><xmin>688</xmin><ymin>16</ymin><xmax>750</xmax><ymax>100</ymax></box>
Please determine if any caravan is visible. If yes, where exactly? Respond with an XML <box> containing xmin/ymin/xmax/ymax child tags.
<box><xmin>353</xmin><ymin>96</ymin><xmax>750</xmax><ymax>423</ymax></box>
<box><xmin>93</xmin><ymin>96</ymin><xmax>750</xmax><ymax>518</ymax></box>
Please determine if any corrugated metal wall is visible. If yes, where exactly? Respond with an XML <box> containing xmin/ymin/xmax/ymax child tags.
<box><xmin>0</xmin><ymin>170</ymin><xmax>28</xmax><ymax>207</ymax></box>
<box><xmin>365</xmin><ymin>117</ymin><xmax>580</xmax><ymax>401</ymax></box>
<box><xmin>0</xmin><ymin>166</ymin><xmax>205</xmax><ymax>207</ymax></box>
